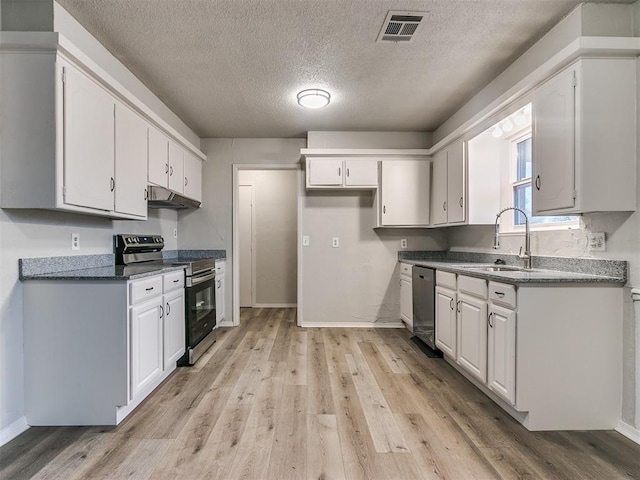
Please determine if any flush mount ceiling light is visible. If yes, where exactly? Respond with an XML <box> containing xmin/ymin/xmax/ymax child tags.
<box><xmin>297</xmin><ymin>89</ymin><xmax>331</xmax><ymax>109</ymax></box>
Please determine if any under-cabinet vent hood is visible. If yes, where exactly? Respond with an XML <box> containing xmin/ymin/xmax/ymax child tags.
<box><xmin>147</xmin><ymin>186</ymin><xmax>200</xmax><ymax>209</ymax></box>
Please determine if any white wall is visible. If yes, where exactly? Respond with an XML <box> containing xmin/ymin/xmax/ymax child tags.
<box><xmin>238</xmin><ymin>170</ymin><xmax>297</xmax><ymax>306</ymax></box>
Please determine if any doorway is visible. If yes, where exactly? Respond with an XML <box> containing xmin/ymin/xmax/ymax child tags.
<box><xmin>233</xmin><ymin>165</ymin><xmax>301</xmax><ymax>325</ymax></box>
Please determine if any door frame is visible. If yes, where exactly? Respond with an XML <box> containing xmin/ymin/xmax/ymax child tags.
<box><xmin>238</xmin><ymin>181</ymin><xmax>256</xmax><ymax>307</ymax></box>
<box><xmin>232</xmin><ymin>164</ymin><xmax>303</xmax><ymax>327</ymax></box>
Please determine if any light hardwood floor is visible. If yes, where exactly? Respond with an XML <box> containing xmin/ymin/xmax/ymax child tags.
<box><xmin>2</xmin><ymin>307</ymin><xmax>640</xmax><ymax>479</ymax></box>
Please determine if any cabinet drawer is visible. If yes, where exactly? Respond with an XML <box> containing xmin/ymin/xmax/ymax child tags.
<box><xmin>458</xmin><ymin>275</ymin><xmax>487</xmax><ymax>299</ymax></box>
<box><xmin>489</xmin><ymin>282</ymin><xmax>517</xmax><ymax>308</ymax></box>
<box><xmin>130</xmin><ymin>276</ymin><xmax>163</xmax><ymax>305</ymax></box>
<box><xmin>163</xmin><ymin>270</ymin><xmax>185</xmax><ymax>293</ymax></box>
<box><xmin>436</xmin><ymin>270</ymin><xmax>457</xmax><ymax>289</ymax></box>
<box><xmin>400</xmin><ymin>263</ymin><xmax>413</xmax><ymax>279</ymax></box>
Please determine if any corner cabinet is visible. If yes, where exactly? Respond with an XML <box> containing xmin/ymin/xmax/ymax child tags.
<box><xmin>532</xmin><ymin>58</ymin><xmax>637</xmax><ymax>214</ymax></box>
<box><xmin>1</xmin><ymin>39</ymin><xmax>205</xmax><ymax>218</ymax></box>
<box><xmin>23</xmin><ymin>270</ymin><xmax>186</xmax><ymax>426</ymax></box>
<box><xmin>379</xmin><ymin>159</ymin><xmax>431</xmax><ymax>227</ymax></box>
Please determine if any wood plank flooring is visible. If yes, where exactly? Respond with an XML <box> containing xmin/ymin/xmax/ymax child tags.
<box><xmin>2</xmin><ymin>307</ymin><xmax>640</xmax><ymax>479</ymax></box>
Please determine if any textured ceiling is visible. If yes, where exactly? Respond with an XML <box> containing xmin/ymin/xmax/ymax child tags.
<box><xmin>57</xmin><ymin>0</ymin><xmax>632</xmax><ymax>138</ymax></box>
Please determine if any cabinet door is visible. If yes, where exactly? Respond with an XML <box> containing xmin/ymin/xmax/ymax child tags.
<box><xmin>344</xmin><ymin>160</ymin><xmax>378</xmax><ymax>187</ymax></box>
<box><xmin>114</xmin><ymin>102</ymin><xmax>148</xmax><ymax>217</ymax></box>
<box><xmin>62</xmin><ymin>63</ymin><xmax>114</xmax><ymax>211</ymax></box>
<box><xmin>164</xmin><ymin>289</ymin><xmax>186</xmax><ymax>369</ymax></box>
<box><xmin>130</xmin><ymin>297</ymin><xmax>163</xmax><ymax>400</ymax></box>
<box><xmin>431</xmin><ymin>151</ymin><xmax>448</xmax><ymax>225</ymax></box>
<box><xmin>168</xmin><ymin>141</ymin><xmax>185</xmax><ymax>193</ymax></box>
<box><xmin>447</xmin><ymin>141</ymin><xmax>466</xmax><ymax>223</ymax></box>
<box><xmin>381</xmin><ymin>160</ymin><xmax>431</xmax><ymax>226</ymax></box>
<box><xmin>400</xmin><ymin>278</ymin><xmax>413</xmax><ymax>328</ymax></box>
<box><xmin>457</xmin><ymin>292</ymin><xmax>487</xmax><ymax>382</ymax></box>
<box><xmin>308</xmin><ymin>158</ymin><xmax>343</xmax><ymax>186</ymax></box>
<box><xmin>487</xmin><ymin>303</ymin><xmax>517</xmax><ymax>405</ymax></box>
<box><xmin>532</xmin><ymin>66</ymin><xmax>576</xmax><ymax>213</ymax></box>
<box><xmin>216</xmin><ymin>276</ymin><xmax>225</xmax><ymax>323</ymax></box>
<box><xmin>183</xmin><ymin>152</ymin><xmax>202</xmax><ymax>202</ymax></box>
<box><xmin>435</xmin><ymin>286</ymin><xmax>456</xmax><ymax>358</ymax></box>
<box><xmin>148</xmin><ymin>125</ymin><xmax>169</xmax><ymax>187</ymax></box>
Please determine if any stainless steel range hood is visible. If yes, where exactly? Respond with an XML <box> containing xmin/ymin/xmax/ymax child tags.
<box><xmin>147</xmin><ymin>185</ymin><xmax>201</xmax><ymax>209</ymax></box>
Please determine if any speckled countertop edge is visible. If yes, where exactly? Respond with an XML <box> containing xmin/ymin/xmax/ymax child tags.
<box><xmin>398</xmin><ymin>251</ymin><xmax>626</xmax><ymax>285</ymax></box>
<box><xmin>19</xmin><ymin>249</ymin><xmax>226</xmax><ymax>281</ymax></box>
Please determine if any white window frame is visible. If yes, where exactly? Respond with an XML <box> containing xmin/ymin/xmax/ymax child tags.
<box><xmin>502</xmin><ymin>130</ymin><xmax>580</xmax><ymax>234</ymax></box>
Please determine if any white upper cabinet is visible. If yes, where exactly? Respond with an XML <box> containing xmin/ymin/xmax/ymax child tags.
<box><xmin>148</xmin><ymin>125</ymin><xmax>170</xmax><ymax>187</ymax></box>
<box><xmin>532</xmin><ymin>58</ymin><xmax>637</xmax><ymax>214</ymax></box>
<box><xmin>183</xmin><ymin>152</ymin><xmax>203</xmax><ymax>202</ymax></box>
<box><xmin>62</xmin><ymin>62</ymin><xmax>115</xmax><ymax>212</ymax></box>
<box><xmin>379</xmin><ymin>160</ymin><xmax>431</xmax><ymax>226</ymax></box>
<box><xmin>431</xmin><ymin>141</ymin><xmax>466</xmax><ymax>226</ymax></box>
<box><xmin>306</xmin><ymin>157</ymin><xmax>378</xmax><ymax>189</ymax></box>
<box><xmin>115</xmin><ymin>102</ymin><xmax>148</xmax><ymax>217</ymax></box>
<box><xmin>168</xmin><ymin>140</ymin><xmax>185</xmax><ymax>194</ymax></box>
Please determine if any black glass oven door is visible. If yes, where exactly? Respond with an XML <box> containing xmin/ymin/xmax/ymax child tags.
<box><xmin>185</xmin><ymin>273</ymin><xmax>216</xmax><ymax>347</ymax></box>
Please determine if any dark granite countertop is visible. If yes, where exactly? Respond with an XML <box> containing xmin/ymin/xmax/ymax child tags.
<box><xmin>20</xmin><ymin>264</ymin><xmax>186</xmax><ymax>281</ymax></box>
<box><xmin>398</xmin><ymin>251</ymin><xmax>626</xmax><ymax>286</ymax></box>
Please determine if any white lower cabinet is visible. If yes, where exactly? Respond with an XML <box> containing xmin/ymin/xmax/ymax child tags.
<box><xmin>399</xmin><ymin>263</ymin><xmax>413</xmax><ymax>330</ymax></box>
<box><xmin>435</xmin><ymin>285</ymin><xmax>457</xmax><ymax>357</ymax></box>
<box><xmin>215</xmin><ymin>260</ymin><xmax>226</xmax><ymax>324</ymax></box>
<box><xmin>434</xmin><ymin>271</ymin><xmax>623</xmax><ymax>431</ymax></box>
<box><xmin>23</xmin><ymin>270</ymin><xmax>185</xmax><ymax>426</ymax></box>
<box><xmin>130</xmin><ymin>296</ymin><xmax>164</xmax><ymax>400</ymax></box>
<box><xmin>487</xmin><ymin>302</ymin><xmax>516</xmax><ymax>405</ymax></box>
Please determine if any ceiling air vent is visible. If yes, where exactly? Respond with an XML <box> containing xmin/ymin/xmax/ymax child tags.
<box><xmin>377</xmin><ymin>11</ymin><xmax>425</xmax><ymax>43</ymax></box>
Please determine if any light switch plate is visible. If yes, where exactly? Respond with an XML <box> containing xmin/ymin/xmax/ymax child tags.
<box><xmin>71</xmin><ymin>233</ymin><xmax>80</xmax><ymax>250</ymax></box>
<box><xmin>400</xmin><ymin>238</ymin><xmax>407</xmax><ymax>249</ymax></box>
<box><xmin>588</xmin><ymin>232</ymin><xmax>606</xmax><ymax>251</ymax></box>
<box><xmin>302</xmin><ymin>236</ymin><xmax>310</xmax><ymax>246</ymax></box>
<box><xmin>332</xmin><ymin>237</ymin><xmax>339</xmax><ymax>248</ymax></box>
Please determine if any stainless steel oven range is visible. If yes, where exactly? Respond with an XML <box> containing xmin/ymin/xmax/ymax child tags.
<box><xmin>114</xmin><ymin>234</ymin><xmax>217</xmax><ymax>366</ymax></box>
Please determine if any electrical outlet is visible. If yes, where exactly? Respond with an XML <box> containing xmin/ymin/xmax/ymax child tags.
<box><xmin>588</xmin><ymin>232</ymin><xmax>606</xmax><ymax>252</ymax></box>
<box><xmin>302</xmin><ymin>236</ymin><xmax>310</xmax><ymax>247</ymax></box>
<box><xmin>71</xmin><ymin>233</ymin><xmax>80</xmax><ymax>250</ymax></box>
<box><xmin>332</xmin><ymin>237</ymin><xmax>339</xmax><ymax>248</ymax></box>
<box><xmin>173</xmin><ymin>228</ymin><xmax>178</xmax><ymax>239</ymax></box>
<box><xmin>400</xmin><ymin>238</ymin><xmax>408</xmax><ymax>249</ymax></box>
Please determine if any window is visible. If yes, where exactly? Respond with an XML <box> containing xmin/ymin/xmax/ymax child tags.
<box><xmin>509</xmin><ymin>132</ymin><xmax>578</xmax><ymax>230</ymax></box>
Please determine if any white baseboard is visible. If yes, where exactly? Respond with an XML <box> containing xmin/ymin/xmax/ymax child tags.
<box><xmin>616</xmin><ymin>421</ymin><xmax>640</xmax><ymax>445</ymax></box>
<box><xmin>252</xmin><ymin>303</ymin><xmax>297</xmax><ymax>308</ymax></box>
<box><xmin>0</xmin><ymin>416</ymin><xmax>29</xmax><ymax>447</ymax></box>
<box><xmin>300</xmin><ymin>321</ymin><xmax>405</xmax><ymax>328</ymax></box>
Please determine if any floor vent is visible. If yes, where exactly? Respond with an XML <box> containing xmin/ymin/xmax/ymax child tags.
<box><xmin>377</xmin><ymin>11</ymin><xmax>425</xmax><ymax>43</ymax></box>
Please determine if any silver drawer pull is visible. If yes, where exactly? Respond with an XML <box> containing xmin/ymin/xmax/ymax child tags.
<box><xmin>494</xmin><ymin>291</ymin><xmax>505</xmax><ymax>297</ymax></box>
<box><xmin>145</xmin><ymin>287</ymin><xmax>154</xmax><ymax>291</ymax></box>
<box><xmin>173</xmin><ymin>279</ymin><xmax>180</xmax><ymax>283</ymax></box>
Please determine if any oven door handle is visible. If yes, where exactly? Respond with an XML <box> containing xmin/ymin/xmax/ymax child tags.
<box><xmin>189</xmin><ymin>271</ymin><xmax>216</xmax><ymax>286</ymax></box>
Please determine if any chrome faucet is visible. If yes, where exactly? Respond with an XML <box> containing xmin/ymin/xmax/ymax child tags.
<box><xmin>493</xmin><ymin>207</ymin><xmax>532</xmax><ymax>269</ymax></box>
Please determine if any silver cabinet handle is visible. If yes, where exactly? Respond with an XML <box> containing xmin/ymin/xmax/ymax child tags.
<box><xmin>159</xmin><ymin>305</ymin><xmax>164</xmax><ymax>318</ymax></box>
<box><xmin>166</xmin><ymin>302</ymin><xmax>170</xmax><ymax>315</ymax></box>
<box><xmin>145</xmin><ymin>287</ymin><xmax>154</xmax><ymax>291</ymax></box>
<box><xmin>170</xmin><ymin>165</ymin><xmax>174</xmax><ymax>176</ymax></box>
<box><xmin>459</xmin><ymin>197</ymin><xmax>463</xmax><ymax>208</ymax></box>
<box><xmin>338</xmin><ymin>167</ymin><xmax>341</xmax><ymax>177</ymax></box>
<box><xmin>456</xmin><ymin>300</ymin><xmax>461</xmax><ymax>313</ymax></box>
<box><xmin>165</xmin><ymin>164</ymin><xmax>169</xmax><ymax>174</ymax></box>
<box><xmin>494</xmin><ymin>291</ymin><xmax>505</xmax><ymax>297</ymax></box>
<box><xmin>443</xmin><ymin>201</ymin><xmax>447</xmax><ymax>211</ymax></box>
<box><xmin>144</xmin><ymin>188</ymin><xmax>148</xmax><ymax>200</ymax></box>
<box><xmin>488</xmin><ymin>312</ymin><xmax>494</xmax><ymax>328</ymax></box>
<box><xmin>383</xmin><ymin>205</ymin><xmax>386</xmax><ymax>214</ymax></box>
<box><xmin>535</xmin><ymin>175</ymin><xmax>541</xmax><ymax>190</ymax></box>
<box><xmin>110</xmin><ymin>177</ymin><xmax>115</xmax><ymax>192</ymax></box>
<box><xmin>347</xmin><ymin>168</ymin><xmax>350</xmax><ymax>177</ymax></box>
<box><xmin>173</xmin><ymin>279</ymin><xmax>180</xmax><ymax>283</ymax></box>
<box><xmin>184</xmin><ymin>177</ymin><xmax>188</xmax><ymax>187</ymax></box>
<box><xmin>449</xmin><ymin>298</ymin><xmax>454</xmax><ymax>310</ymax></box>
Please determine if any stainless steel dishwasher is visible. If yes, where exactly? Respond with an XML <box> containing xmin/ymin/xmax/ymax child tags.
<box><xmin>412</xmin><ymin>266</ymin><xmax>437</xmax><ymax>350</ymax></box>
